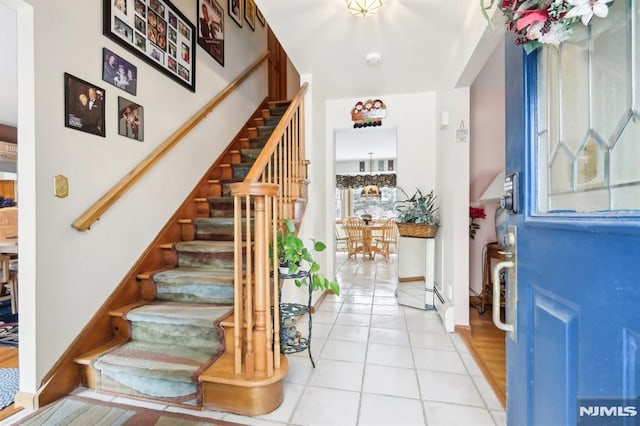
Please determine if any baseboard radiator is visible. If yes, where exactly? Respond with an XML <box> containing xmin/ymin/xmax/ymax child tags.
<box><xmin>434</xmin><ymin>284</ymin><xmax>455</xmax><ymax>332</ymax></box>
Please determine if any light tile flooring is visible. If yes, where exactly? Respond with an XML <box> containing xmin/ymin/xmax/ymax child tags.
<box><xmin>5</xmin><ymin>253</ymin><xmax>506</xmax><ymax>426</ymax></box>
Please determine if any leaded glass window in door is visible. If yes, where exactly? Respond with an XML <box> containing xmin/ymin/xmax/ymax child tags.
<box><xmin>537</xmin><ymin>1</ymin><xmax>640</xmax><ymax>213</ymax></box>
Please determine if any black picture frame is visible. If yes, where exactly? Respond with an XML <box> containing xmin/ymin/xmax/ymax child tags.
<box><xmin>197</xmin><ymin>0</ymin><xmax>224</xmax><ymax>66</ymax></box>
<box><xmin>245</xmin><ymin>0</ymin><xmax>255</xmax><ymax>31</ymax></box>
<box><xmin>102</xmin><ymin>48</ymin><xmax>138</xmax><ymax>95</ymax></box>
<box><xmin>104</xmin><ymin>0</ymin><xmax>196</xmax><ymax>92</ymax></box>
<box><xmin>118</xmin><ymin>96</ymin><xmax>144</xmax><ymax>141</ymax></box>
<box><xmin>64</xmin><ymin>73</ymin><xmax>106</xmax><ymax>137</ymax></box>
<box><xmin>228</xmin><ymin>0</ymin><xmax>242</xmax><ymax>28</ymax></box>
<box><xmin>256</xmin><ymin>7</ymin><xmax>264</xmax><ymax>27</ymax></box>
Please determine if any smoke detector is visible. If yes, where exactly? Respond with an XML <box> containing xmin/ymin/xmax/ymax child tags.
<box><xmin>365</xmin><ymin>52</ymin><xmax>382</xmax><ymax>64</ymax></box>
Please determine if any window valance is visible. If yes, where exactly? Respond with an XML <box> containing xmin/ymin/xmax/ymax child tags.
<box><xmin>336</xmin><ymin>173</ymin><xmax>396</xmax><ymax>189</ymax></box>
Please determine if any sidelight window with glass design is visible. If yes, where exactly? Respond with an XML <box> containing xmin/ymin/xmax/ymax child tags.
<box><xmin>536</xmin><ymin>1</ymin><xmax>640</xmax><ymax>213</ymax></box>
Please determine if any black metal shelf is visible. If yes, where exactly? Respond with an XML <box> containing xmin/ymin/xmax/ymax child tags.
<box><xmin>277</xmin><ymin>270</ymin><xmax>315</xmax><ymax>367</ymax></box>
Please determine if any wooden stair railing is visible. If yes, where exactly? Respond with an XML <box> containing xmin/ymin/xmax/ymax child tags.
<box><xmin>230</xmin><ymin>84</ymin><xmax>309</xmax><ymax>378</ymax></box>
<box><xmin>71</xmin><ymin>51</ymin><xmax>270</xmax><ymax>232</ymax></box>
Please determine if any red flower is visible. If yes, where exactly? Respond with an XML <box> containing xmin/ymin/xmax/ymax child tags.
<box><xmin>469</xmin><ymin>206</ymin><xmax>487</xmax><ymax>220</ymax></box>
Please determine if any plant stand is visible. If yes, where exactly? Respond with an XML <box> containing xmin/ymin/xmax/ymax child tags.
<box><xmin>277</xmin><ymin>271</ymin><xmax>315</xmax><ymax>367</ymax></box>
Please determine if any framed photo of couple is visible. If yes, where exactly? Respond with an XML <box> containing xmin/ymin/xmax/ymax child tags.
<box><xmin>104</xmin><ymin>0</ymin><xmax>196</xmax><ymax>92</ymax></box>
<box><xmin>64</xmin><ymin>73</ymin><xmax>106</xmax><ymax>137</ymax></box>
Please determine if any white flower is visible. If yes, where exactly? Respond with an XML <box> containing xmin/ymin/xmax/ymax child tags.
<box><xmin>538</xmin><ymin>21</ymin><xmax>573</xmax><ymax>45</ymax></box>
<box><xmin>565</xmin><ymin>0</ymin><xmax>613</xmax><ymax>26</ymax></box>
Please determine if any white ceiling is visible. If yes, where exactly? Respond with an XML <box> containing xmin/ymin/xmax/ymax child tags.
<box><xmin>256</xmin><ymin>0</ymin><xmax>475</xmax><ymax>98</ymax></box>
<box><xmin>335</xmin><ymin>127</ymin><xmax>396</xmax><ymax>161</ymax></box>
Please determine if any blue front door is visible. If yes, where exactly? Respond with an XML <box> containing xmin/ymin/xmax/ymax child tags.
<box><xmin>504</xmin><ymin>4</ymin><xmax>640</xmax><ymax>425</ymax></box>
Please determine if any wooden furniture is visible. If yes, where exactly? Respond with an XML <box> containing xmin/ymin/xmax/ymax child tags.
<box><xmin>344</xmin><ymin>217</ymin><xmax>366</xmax><ymax>259</ymax></box>
<box><xmin>373</xmin><ymin>218</ymin><xmax>397</xmax><ymax>261</ymax></box>
<box><xmin>0</xmin><ymin>256</ymin><xmax>17</xmax><ymax>315</ymax></box>
<box><xmin>479</xmin><ymin>242</ymin><xmax>506</xmax><ymax>314</ymax></box>
<box><xmin>334</xmin><ymin>223</ymin><xmax>348</xmax><ymax>252</ymax></box>
<box><xmin>343</xmin><ymin>220</ymin><xmax>391</xmax><ymax>261</ymax></box>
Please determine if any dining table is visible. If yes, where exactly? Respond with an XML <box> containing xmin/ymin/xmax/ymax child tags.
<box><xmin>342</xmin><ymin>222</ymin><xmax>390</xmax><ymax>260</ymax></box>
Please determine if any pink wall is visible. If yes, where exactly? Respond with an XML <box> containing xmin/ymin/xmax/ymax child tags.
<box><xmin>469</xmin><ymin>86</ymin><xmax>505</xmax><ymax>296</ymax></box>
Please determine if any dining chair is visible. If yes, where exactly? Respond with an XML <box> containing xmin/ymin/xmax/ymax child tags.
<box><xmin>335</xmin><ymin>222</ymin><xmax>349</xmax><ymax>252</ymax></box>
<box><xmin>374</xmin><ymin>218</ymin><xmax>398</xmax><ymax>261</ymax></box>
<box><xmin>344</xmin><ymin>216</ymin><xmax>366</xmax><ymax>260</ymax></box>
<box><xmin>0</xmin><ymin>255</ymin><xmax>17</xmax><ymax>314</ymax></box>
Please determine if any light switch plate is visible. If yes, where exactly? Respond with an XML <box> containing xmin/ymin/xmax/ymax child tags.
<box><xmin>54</xmin><ymin>175</ymin><xmax>69</xmax><ymax>198</ymax></box>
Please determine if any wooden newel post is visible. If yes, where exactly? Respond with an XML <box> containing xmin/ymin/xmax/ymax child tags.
<box><xmin>230</xmin><ymin>182</ymin><xmax>279</xmax><ymax>378</ymax></box>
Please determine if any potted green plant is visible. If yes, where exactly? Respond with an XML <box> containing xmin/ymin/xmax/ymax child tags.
<box><xmin>395</xmin><ymin>188</ymin><xmax>439</xmax><ymax>238</ymax></box>
<box><xmin>272</xmin><ymin>219</ymin><xmax>341</xmax><ymax>295</ymax></box>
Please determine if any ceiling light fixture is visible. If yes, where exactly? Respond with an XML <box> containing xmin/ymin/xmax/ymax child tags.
<box><xmin>361</xmin><ymin>152</ymin><xmax>381</xmax><ymax>198</ymax></box>
<box><xmin>347</xmin><ymin>0</ymin><xmax>383</xmax><ymax>17</ymax></box>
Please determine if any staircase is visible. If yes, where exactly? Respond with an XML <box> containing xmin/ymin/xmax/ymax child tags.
<box><xmin>74</xmin><ymin>100</ymin><xmax>294</xmax><ymax>415</ymax></box>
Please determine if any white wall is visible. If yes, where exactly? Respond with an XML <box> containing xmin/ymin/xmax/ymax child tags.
<box><xmin>435</xmin><ymin>88</ymin><xmax>471</xmax><ymax>328</ymax></box>
<box><xmin>9</xmin><ymin>0</ymin><xmax>268</xmax><ymax>394</ymax></box>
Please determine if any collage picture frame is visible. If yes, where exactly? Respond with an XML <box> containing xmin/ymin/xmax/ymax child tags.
<box><xmin>104</xmin><ymin>0</ymin><xmax>196</xmax><ymax>91</ymax></box>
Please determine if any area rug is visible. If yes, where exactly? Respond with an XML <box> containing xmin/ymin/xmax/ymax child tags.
<box><xmin>0</xmin><ymin>322</ymin><xmax>18</xmax><ymax>347</ymax></box>
<box><xmin>0</xmin><ymin>368</ymin><xmax>19</xmax><ymax>410</ymax></box>
<box><xmin>14</xmin><ymin>395</ymin><xmax>244</xmax><ymax>426</ymax></box>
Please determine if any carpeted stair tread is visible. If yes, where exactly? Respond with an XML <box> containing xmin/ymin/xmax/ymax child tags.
<box><xmin>153</xmin><ymin>268</ymin><xmax>234</xmax><ymax>304</ymax></box>
<box><xmin>248</xmin><ymin>134</ymin><xmax>270</xmax><ymax>146</ymax></box>
<box><xmin>239</xmin><ymin>149</ymin><xmax>262</xmax><ymax>163</ymax></box>
<box><xmin>191</xmin><ymin>217</ymin><xmax>250</xmax><ymax>241</ymax></box>
<box><xmin>263</xmin><ymin>116</ymin><xmax>281</xmax><ymax>127</ymax></box>
<box><xmin>269</xmin><ymin>106</ymin><xmax>288</xmax><ymax>116</ymax></box>
<box><xmin>92</xmin><ymin>339</ymin><xmax>218</xmax><ymax>401</ymax></box>
<box><xmin>207</xmin><ymin>196</ymin><xmax>253</xmax><ymax>217</ymax></box>
<box><xmin>256</xmin><ymin>125</ymin><xmax>276</xmax><ymax>137</ymax></box>
<box><xmin>125</xmin><ymin>302</ymin><xmax>232</xmax><ymax>328</ymax></box>
<box><xmin>174</xmin><ymin>240</ymin><xmax>235</xmax><ymax>253</ymax></box>
<box><xmin>230</xmin><ymin>162</ymin><xmax>254</xmax><ymax>180</ymax></box>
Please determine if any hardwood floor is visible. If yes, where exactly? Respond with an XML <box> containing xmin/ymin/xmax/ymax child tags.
<box><xmin>461</xmin><ymin>304</ymin><xmax>506</xmax><ymax>408</ymax></box>
<box><xmin>0</xmin><ymin>346</ymin><xmax>21</xmax><ymax>421</ymax></box>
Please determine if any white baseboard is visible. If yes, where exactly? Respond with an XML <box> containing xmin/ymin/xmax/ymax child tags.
<box><xmin>434</xmin><ymin>286</ymin><xmax>455</xmax><ymax>333</ymax></box>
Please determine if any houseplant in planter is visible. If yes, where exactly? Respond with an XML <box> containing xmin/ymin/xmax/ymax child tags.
<box><xmin>395</xmin><ymin>188</ymin><xmax>439</xmax><ymax>238</ymax></box>
<box><xmin>272</xmin><ymin>218</ymin><xmax>341</xmax><ymax>296</ymax></box>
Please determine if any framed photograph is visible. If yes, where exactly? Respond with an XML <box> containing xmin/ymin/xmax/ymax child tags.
<box><xmin>102</xmin><ymin>48</ymin><xmax>138</xmax><ymax>95</ymax></box>
<box><xmin>245</xmin><ymin>0</ymin><xmax>255</xmax><ymax>31</ymax></box>
<box><xmin>64</xmin><ymin>73</ymin><xmax>106</xmax><ymax>137</ymax></box>
<box><xmin>256</xmin><ymin>7</ymin><xmax>264</xmax><ymax>27</ymax></box>
<box><xmin>118</xmin><ymin>96</ymin><xmax>144</xmax><ymax>141</ymax></box>
<box><xmin>104</xmin><ymin>0</ymin><xmax>196</xmax><ymax>92</ymax></box>
<box><xmin>198</xmin><ymin>0</ymin><xmax>224</xmax><ymax>66</ymax></box>
<box><xmin>228</xmin><ymin>0</ymin><xmax>242</xmax><ymax>28</ymax></box>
